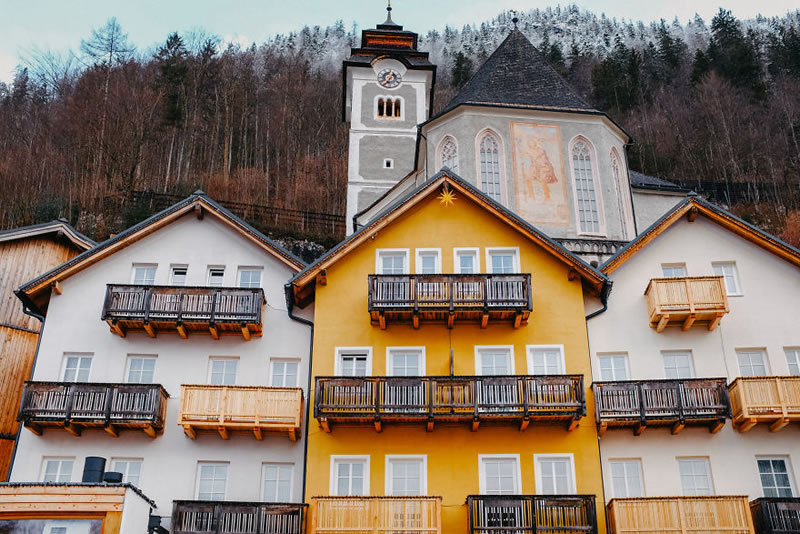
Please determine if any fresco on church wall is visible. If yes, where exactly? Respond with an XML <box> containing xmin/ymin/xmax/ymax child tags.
<box><xmin>511</xmin><ymin>122</ymin><xmax>571</xmax><ymax>226</ymax></box>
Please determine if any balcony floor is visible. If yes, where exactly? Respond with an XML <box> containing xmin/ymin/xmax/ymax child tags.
<box><xmin>106</xmin><ymin>318</ymin><xmax>261</xmax><ymax>340</ymax></box>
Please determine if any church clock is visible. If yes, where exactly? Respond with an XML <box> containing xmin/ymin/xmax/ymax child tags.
<box><xmin>377</xmin><ymin>68</ymin><xmax>402</xmax><ymax>88</ymax></box>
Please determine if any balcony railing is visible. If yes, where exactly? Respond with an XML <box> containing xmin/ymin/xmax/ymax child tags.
<box><xmin>594</xmin><ymin>378</ymin><xmax>730</xmax><ymax>435</ymax></box>
<box><xmin>729</xmin><ymin>377</ymin><xmax>800</xmax><ymax>432</ymax></box>
<box><xmin>179</xmin><ymin>385</ymin><xmax>303</xmax><ymax>440</ymax></box>
<box><xmin>315</xmin><ymin>375</ymin><xmax>585</xmax><ymax>432</ymax></box>
<box><xmin>607</xmin><ymin>496</ymin><xmax>755</xmax><ymax>534</ymax></box>
<box><xmin>644</xmin><ymin>276</ymin><xmax>728</xmax><ymax>332</ymax></box>
<box><xmin>368</xmin><ymin>274</ymin><xmax>532</xmax><ymax>329</ymax></box>
<box><xmin>751</xmin><ymin>498</ymin><xmax>800</xmax><ymax>534</ymax></box>
<box><xmin>17</xmin><ymin>382</ymin><xmax>168</xmax><ymax>437</ymax></box>
<box><xmin>172</xmin><ymin>500</ymin><xmax>307</xmax><ymax>534</ymax></box>
<box><xmin>310</xmin><ymin>497</ymin><xmax>441</xmax><ymax>534</ymax></box>
<box><xmin>467</xmin><ymin>495</ymin><xmax>598</xmax><ymax>533</ymax></box>
<box><xmin>102</xmin><ymin>284</ymin><xmax>264</xmax><ymax>340</ymax></box>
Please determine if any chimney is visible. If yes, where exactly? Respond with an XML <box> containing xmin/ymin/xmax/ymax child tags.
<box><xmin>82</xmin><ymin>457</ymin><xmax>106</xmax><ymax>483</ymax></box>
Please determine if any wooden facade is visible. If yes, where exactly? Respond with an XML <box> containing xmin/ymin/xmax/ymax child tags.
<box><xmin>172</xmin><ymin>500</ymin><xmax>307</xmax><ymax>534</ymax></box>
<box><xmin>644</xmin><ymin>276</ymin><xmax>728</xmax><ymax>332</ymax></box>
<box><xmin>607</xmin><ymin>496</ymin><xmax>755</xmax><ymax>534</ymax></box>
<box><xmin>729</xmin><ymin>377</ymin><xmax>800</xmax><ymax>432</ymax></box>
<box><xmin>310</xmin><ymin>497</ymin><xmax>442</xmax><ymax>534</ymax></box>
<box><xmin>750</xmin><ymin>498</ymin><xmax>800</xmax><ymax>534</ymax></box>
<box><xmin>467</xmin><ymin>495</ymin><xmax>598</xmax><ymax>533</ymax></box>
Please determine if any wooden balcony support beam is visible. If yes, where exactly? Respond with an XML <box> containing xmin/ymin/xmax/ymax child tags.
<box><xmin>176</xmin><ymin>323</ymin><xmax>188</xmax><ymax>339</ymax></box>
<box><xmin>737</xmin><ymin>418</ymin><xmax>757</xmax><ymax>433</ymax></box>
<box><xmin>241</xmin><ymin>325</ymin><xmax>251</xmax><ymax>341</ymax></box>
<box><xmin>480</xmin><ymin>313</ymin><xmax>488</xmax><ymax>329</ymax></box>
<box><xmin>681</xmin><ymin>314</ymin><xmax>696</xmax><ymax>331</ymax></box>
<box><xmin>64</xmin><ymin>423</ymin><xmax>80</xmax><ymax>437</ymax></box>
<box><xmin>104</xmin><ymin>424</ymin><xmax>119</xmax><ymax>438</ymax></box>
<box><xmin>143</xmin><ymin>322</ymin><xmax>156</xmax><ymax>338</ymax></box>
<box><xmin>378</xmin><ymin>313</ymin><xmax>386</xmax><ymax>330</ymax></box>
<box><xmin>25</xmin><ymin>423</ymin><xmax>42</xmax><ymax>436</ymax></box>
<box><xmin>253</xmin><ymin>427</ymin><xmax>263</xmax><ymax>441</ymax></box>
<box><xmin>671</xmin><ymin>421</ymin><xmax>685</xmax><ymax>435</ymax></box>
<box><xmin>598</xmin><ymin>422</ymin><xmax>607</xmax><ymax>436</ymax></box>
<box><xmin>634</xmin><ymin>423</ymin><xmax>645</xmax><ymax>436</ymax></box>
<box><xmin>710</xmin><ymin>419</ymin><xmax>725</xmax><ymax>433</ymax></box>
<box><xmin>513</xmin><ymin>313</ymin><xmax>522</xmax><ymax>329</ymax></box>
<box><xmin>412</xmin><ymin>313</ymin><xmax>419</xmax><ymax>329</ymax></box>
<box><xmin>218</xmin><ymin>426</ymin><xmax>229</xmax><ymax>440</ymax></box>
<box><xmin>447</xmin><ymin>313</ymin><xmax>454</xmax><ymax>329</ymax></box>
<box><xmin>319</xmin><ymin>418</ymin><xmax>330</xmax><ymax>433</ymax></box>
<box><xmin>708</xmin><ymin>313</ymin><xmax>723</xmax><ymax>331</ymax></box>
<box><xmin>109</xmin><ymin>320</ymin><xmax>126</xmax><ymax>338</ymax></box>
<box><xmin>288</xmin><ymin>428</ymin><xmax>297</xmax><ymax>441</ymax></box>
<box><xmin>373</xmin><ymin>420</ymin><xmax>382</xmax><ymax>433</ymax></box>
<box><xmin>770</xmin><ymin>418</ymin><xmax>790</xmax><ymax>432</ymax></box>
<box><xmin>52</xmin><ymin>280</ymin><xmax>63</xmax><ymax>294</ymax></box>
<box><xmin>209</xmin><ymin>324</ymin><xmax>219</xmax><ymax>340</ymax></box>
<box><xmin>471</xmin><ymin>419</ymin><xmax>479</xmax><ymax>432</ymax></box>
<box><xmin>655</xmin><ymin>315</ymin><xmax>669</xmax><ymax>333</ymax></box>
<box><xmin>426</xmin><ymin>419</ymin><xmax>434</xmax><ymax>432</ymax></box>
<box><xmin>519</xmin><ymin>418</ymin><xmax>529</xmax><ymax>432</ymax></box>
<box><xmin>183</xmin><ymin>424</ymin><xmax>197</xmax><ymax>440</ymax></box>
<box><xmin>567</xmin><ymin>418</ymin><xmax>580</xmax><ymax>432</ymax></box>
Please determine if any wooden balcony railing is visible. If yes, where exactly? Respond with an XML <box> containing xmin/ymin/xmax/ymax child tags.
<box><xmin>644</xmin><ymin>276</ymin><xmax>729</xmax><ymax>332</ymax></box>
<box><xmin>607</xmin><ymin>497</ymin><xmax>755</xmax><ymax>534</ymax></box>
<box><xmin>368</xmin><ymin>274</ymin><xmax>532</xmax><ymax>329</ymax></box>
<box><xmin>179</xmin><ymin>385</ymin><xmax>303</xmax><ymax>440</ymax></box>
<box><xmin>467</xmin><ymin>495</ymin><xmax>598</xmax><ymax>533</ymax></box>
<box><xmin>172</xmin><ymin>500</ymin><xmax>307</xmax><ymax>534</ymax></box>
<box><xmin>310</xmin><ymin>497</ymin><xmax>441</xmax><ymax>534</ymax></box>
<box><xmin>594</xmin><ymin>378</ymin><xmax>730</xmax><ymax>435</ymax></box>
<box><xmin>750</xmin><ymin>498</ymin><xmax>800</xmax><ymax>534</ymax></box>
<box><xmin>729</xmin><ymin>377</ymin><xmax>800</xmax><ymax>432</ymax></box>
<box><xmin>102</xmin><ymin>284</ymin><xmax>264</xmax><ymax>340</ymax></box>
<box><xmin>18</xmin><ymin>382</ymin><xmax>168</xmax><ymax>437</ymax></box>
<box><xmin>315</xmin><ymin>375</ymin><xmax>585</xmax><ymax>432</ymax></box>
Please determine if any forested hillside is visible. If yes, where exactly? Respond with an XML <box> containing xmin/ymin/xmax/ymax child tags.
<box><xmin>1</xmin><ymin>6</ymin><xmax>799</xmax><ymax>245</ymax></box>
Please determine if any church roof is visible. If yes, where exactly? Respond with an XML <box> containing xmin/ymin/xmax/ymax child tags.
<box><xmin>629</xmin><ymin>171</ymin><xmax>688</xmax><ymax>193</ymax></box>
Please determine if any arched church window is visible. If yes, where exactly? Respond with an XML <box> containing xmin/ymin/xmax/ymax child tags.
<box><xmin>610</xmin><ymin>148</ymin><xmax>632</xmax><ymax>239</ymax></box>
<box><xmin>438</xmin><ymin>136</ymin><xmax>459</xmax><ymax>172</ymax></box>
<box><xmin>478</xmin><ymin>132</ymin><xmax>502</xmax><ymax>201</ymax></box>
<box><xmin>571</xmin><ymin>139</ymin><xmax>602</xmax><ymax>234</ymax></box>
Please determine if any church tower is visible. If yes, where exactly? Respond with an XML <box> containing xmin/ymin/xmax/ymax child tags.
<box><xmin>342</xmin><ymin>4</ymin><xmax>436</xmax><ymax>232</ymax></box>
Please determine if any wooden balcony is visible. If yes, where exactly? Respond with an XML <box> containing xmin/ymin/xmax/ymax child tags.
<box><xmin>315</xmin><ymin>375</ymin><xmax>585</xmax><ymax>432</ymax></box>
<box><xmin>172</xmin><ymin>500</ymin><xmax>307</xmax><ymax>534</ymax></box>
<box><xmin>102</xmin><ymin>284</ymin><xmax>264</xmax><ymax>339</ymax></box>
<box><xmin>179</xmin><ymin>385</ymin><xmax>303</xmax><ymax>440</ymax></box>
<box><xmin>18</xmin><ymin>381</ymin><xmax>168</xmax><ymax>437</ymax></box>
<box><xmin>467</xmin><ymin>495</ymin><xmax>598</xmax><ymax>533</ymax></box>
<box><xmin>729</xmin><ymin>377</ymin><xmax>800</xmax><ymax>432</ymax></box>
<box><xmin>594</xmin><ymin>378</ymin><xmax>730</xmax><ymax>435</ymax></box>
<box><xmin>644</xmin><ymin>276</ymin><xmax>729</xmax><ymax>332</ymax></box>
<box><xmin>368</xmin><ymin>274</ymin><xmax>532</xmax><ymax>329</ymax></box>
<box><xmin>608</xmin><ymin>496</ymin><xmax>755</xmax><ymax>534</ymax></box>
<box><xmin>310</xmin><ymin>497</ymin><xmax>441</xmax><ymax>534</ymax></box>
<box><xmin>750</xmin><ymin>498</ymin><xmax>800</xmax><ymax>534</ymax></box>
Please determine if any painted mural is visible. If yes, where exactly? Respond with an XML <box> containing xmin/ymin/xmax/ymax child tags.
<box><xmin>511</xmin><ymin>122</ymin><xmax>570</xmax><ymax>226</ymax></box>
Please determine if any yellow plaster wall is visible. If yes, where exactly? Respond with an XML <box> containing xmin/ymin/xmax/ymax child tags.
<box><xmin>306</xmin><ymin>189</ymin><xmax>606</xmax><ymax>532</ymax></box>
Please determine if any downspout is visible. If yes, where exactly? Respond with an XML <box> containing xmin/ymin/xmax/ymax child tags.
<box><xmin>585</xmin><ymin>280</ymin><xmax>611</xmax><ymax>320</ymax></box>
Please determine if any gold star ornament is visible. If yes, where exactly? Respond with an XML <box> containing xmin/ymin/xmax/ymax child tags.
<box><xmin>438</xmin><ymin>185</ymin><xmax>456</xmax><ymax>207</ymax></box>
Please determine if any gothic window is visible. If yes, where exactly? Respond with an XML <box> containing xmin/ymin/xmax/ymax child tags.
<box><xmin>438</xmin><ymin>136</ymin><xmax>458</xmax><ymax>172</ymax></box>
<box><xmin>571</xmin><ymin>139</ymin><xmax>602</xmax><ymax>234</ymax></box>
<box><xmin>377</xmin><ymin>97</ymin><xmax>402</xmax><ymax>119</ymax></box>
<box><xmin>611</xmin><ymin>148</ymin><xmax>632</xmax><ymax>238</ymax></box>
<box><xmin>478</xmin><ymin>132</ymin><xmax>502</xmax><ymax>201</ymax></box>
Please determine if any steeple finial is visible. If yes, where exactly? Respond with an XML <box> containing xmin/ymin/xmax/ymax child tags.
<box><xmin>380</xmin><ymin>0</ymin><xmax>400</xmax><ymax>27</ymax></box>
<box><xmin>511</xmin><ymin>10</ymin><xmax>519</xmax><ymax>29</ymax></box>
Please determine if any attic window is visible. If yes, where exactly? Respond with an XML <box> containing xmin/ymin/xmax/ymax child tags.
<box><xmin>377</xmin><ymin>97</ymin><xmax>402</xmax><ymax>119</ymax></box>
<box><xmin>384</xmin><ymin>159</ymin><xmax>394</xmax><ymax>169</ymax></box>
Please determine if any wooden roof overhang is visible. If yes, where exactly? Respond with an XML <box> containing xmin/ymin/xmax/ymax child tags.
<box><xmin>0</xmin><ymin>220</ymin><xmax>96</xmax><ymax>250</ymax></box>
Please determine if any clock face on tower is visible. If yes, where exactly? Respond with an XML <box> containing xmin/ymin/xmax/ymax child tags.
<box><xmin>377</xmin><ymin>68</ymin><xmax>402</xmax><ymax>88</ymax></box>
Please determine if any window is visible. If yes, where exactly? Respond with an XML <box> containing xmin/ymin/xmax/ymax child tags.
<box><xmin>387</xmin><ymin>348</ymin><xmax>424</xmax><ymax>376</ymax></box>
<box><xmin>476</xmin><ymin>347</ymin><xmax>514</xmax><ymax>375</ymax></box>
<box><xmin>42</xmin><ymin>458</ymin><xmax>74</xmax><ymax>483</ymax></box>
<box><xmin>270</xmin><ymin>359</ymin><xmax>299</xmax><ymax>387</ymax></box>
<box><xmin>611</xmin><ymin>148</ymin><xmax>633</xmax><ymax>239</ymax></box>
<box><xmin>610</xmin><ymin>459</ymin><xmax>644</xmax><ymax>498</ymax></box>
<box><xmin>478</xmin><ymin>131</ymin><xmax>502</xmax><ymax>201</ymax></box>
<box><xmin>196</xmin><ymin>463</ymin><xmax>228</xmax><ymax>500</ymax></box>
<box><xmin>597</xmin><ymin>354</ymin><xmax>629</xmax><ymax>381</ymax></box>
<box><xmin>737</xmin><ymin>349</ymin><xmax>769</xmax><ymax>377</ymax></box>
<box><xmin>479</xmin><ymin>456</ymin><xmax>521</xmax><ymax>494</ymax></box>
<box><xmin>758</xmin><ymin>457</ymin><xmax>794</xmax><ymax>497</ymax></box>
<box><xmin>786</xmin><ymin>348</ymin><xmax>800</xmax><ymax>376</ymax></box>
<box><xmin>386</xmin><ymin>456</ymin><xmax>426</xmax><ymax>496</ymax></box>
<box><xmin>486</xmin><ymin>248</ymin><xmax>519</xmax><ymax>274</ymax></box>
<box><xmin>712</xmin><ymin>262</ymin><xmax>741</xmax><ymax>295</ymax></box>
<box><xmin>207</xmin><ymin>267</ymin><xmax>225</xmax><ymax>287</ymax></box>
<box><xmin>678</xmin><ymin>458</ymin><xmax>714</xmax><ymax>496</ymax></box>
<box><xmin>111</xmin><ymin>458</ymin><xmax>143</xmax><ymax>486</ymax></box>
<box><xmin>571</xmin><ymin>139</ymin><xmax>602</xmax><ymax>235</ymax></box>
<box><xmin>383</xmin><ymin>158</ymin><xmax>394</xmax><ymax>169</ymax></box>
<box><xmin>661</xmin><ymin>264</ymin><xmax>688</xmax><ymax>278</ymax></box>
<box><xmin>376</xmin><ymin>96</ymin><xmax>402</xmax><ymax>119</ymax></box>
<box><xmin>662</xmin><ymin>351</ymin><xmax>695</xmax><ymax>379</ymax></box>
<box><xmin>126</xmin><ymin>356</ymin><xmax>156</xmax><ymax>383</ymax></box>
<box><xmin>454</xmin><ymin>248</ymin><xmax>479</xmax><ymax>274</ymax></box>
<box><xmin>438</xmin><ymin>136</ymin><xmax>459</xmax><ymax>173</ymax></box>
<box><xmin>535</xmin><ymin>455</ymin><xmax>576</xmax><ymax>494</ymax></box>
<box><xmin>336</xmin><ymin>348</ymin><xmax>372</xmax><ymax>376</ymax></box>
<box><xmin>238</xmin><ymin>268</ymin><xmax>262</xmax><ymax>289</ymax></box>
<box><xmin>262</xmin><ymin>463</ymin><xmax>294</xmax><ymax>502</ymax></box>
<box><xmin>331</xmin><ymin>456</ymin><xmax>369</xmax><ymax>496</ymax></box>
<box><xmin>527</xmin><ymin>346</ymin><xmax>565</xmax><ymax>375</ymax></box>
<box><xmin>62</xmin><ymin>354</ymin><xmax>92</xmax><ymax>382</ymax></box>
<box><xmin>415</xmin><ymin>249</ymin><xmax>441</xmax><ymax>274</ymax></box>
<box><xmin>170</xmin><ymin>265</ymin><xmax>188</xmax><ymax>285</ymax></box>
<box><xmin>131</xmin><ymin>264</ymin><xmax>157</xmax><ymax>285</ymax></box>
<box><xmin>376</xmin><ymin>249</ymin><xmax>409</xmax><ymax>275</ymax></box>
<box><xmin>208</xmin><ymin>358</ymin><xmax>238</xmax><ymax>385</ymax></box>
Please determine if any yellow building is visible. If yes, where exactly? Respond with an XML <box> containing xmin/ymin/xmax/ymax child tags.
<box><xmin>289</xmin><ymin>171</ymin><xmax>611</xmax><ymax>533</ymax></box>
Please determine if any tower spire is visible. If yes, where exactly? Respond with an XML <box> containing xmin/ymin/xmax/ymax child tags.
<box><xmin>381</xmin><ymin>0</ymin><xmax>400</xmax><ymax>28</ymax></box>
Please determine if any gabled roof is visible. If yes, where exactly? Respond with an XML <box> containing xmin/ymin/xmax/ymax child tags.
<box><xmin>602</xmin><ymin>195</ymin><xmax>800</xmax><ymax>275</ymax></box>
<box><xmin>0</xmin><ymin>220</ymin><xmax>95</xmax><ymax>250</ymax></box>
<box><xmin>17</xmin><ymin>191</ymin><xmax>306</xmax><ymax>316</ymax></box>
<box><xmin>629</xmin><ymin>171</ymin><xmax>688</xmax><ymax>193</ymax></box>
<box><xmin>289</xmin><ymin>169</ymin><xmax>609</xmax><ymax>308</ymax></box>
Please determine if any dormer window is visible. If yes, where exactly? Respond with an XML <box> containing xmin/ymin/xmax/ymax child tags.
<box><xmin>377</xmin><ymin>97</ymin><xmax>402</xmax><ymax>119</ymax></box>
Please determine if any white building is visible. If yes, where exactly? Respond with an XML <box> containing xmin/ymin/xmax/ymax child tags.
<box><xmin>11</xmin><ymin>192</ymin><xmax>313</xmax><ymax>534</ymax></box>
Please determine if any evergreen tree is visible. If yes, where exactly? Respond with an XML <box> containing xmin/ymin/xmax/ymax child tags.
<box><xmin>768</xmin><ymin>24</ymin><xmax>800</xmax><ymax>77</ymax></box>
<box><xmin>451</xmin><ymin>52</ymin><xmax>474</xmax><ymax>89</ymax></box>
<box><xmin>155</xmin><ymin>33</ymin><xmax>189</xmax><ymax>126</ymax></box>
<box><xmin>690</xmin><ymin>48</ymin><xmax>711</xmax><ymax>85</ymax></box>
<box><xmin>705</xmin><ymin>9</ymin><xmax>766</xmax><ymax>97</ymax></box>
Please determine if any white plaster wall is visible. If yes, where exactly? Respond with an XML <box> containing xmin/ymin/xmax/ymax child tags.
<box><xmin>631</xmin><ymin>189</ymin><xmax>686</xmax><ymax>231</ymax></box>
<box><xmin>588</xmin><ymin>215</ymin><xmax>800</xmax><ymax>500</ymax></box>
<box><xmin>10</xmin><ymin>214</ymin><xmax>312</xmax><ymax>512</ymax></box>
<box><xmin>120</xmin><ymin>487</ymin><xmax>156</xmax><ymax>534</ymax></box>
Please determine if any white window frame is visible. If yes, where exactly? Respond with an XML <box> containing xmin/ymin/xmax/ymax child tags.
<box><xmin>568</xmin><ymin>135</ymin><xmax>606</xmax><ymax>237</ymax></box>
<box><xmin>170</xmin><ymin>264</ymin><xmax>188</xmax><ymax>285</ymax></box>
<box><xmin>534</xmin><ymin>453</ymin><xmax>577</xmax><ymax>494</ymax></box>
<box><xmin>785</xmin><ymin>348</ymin><xmax>800</xmax><ymax>376</ymax></box>
<box><xmin>110</xmin><ymin>458</ymin><xmax>143</xmax><ymax>486</ymax></box>
<box><xmin>207</xmin><ymin>357</ymin><xmax>239</xmax><ymax>385</ymax></box>
<box><xmin>736</xmin><ymin>349</ymin><xmax>770</xmax><ymax>377</ymax></box>
<box><xmin>125</xmin><ymin>355</ymin><xmax>157</xmax><ymax>383</ymax></box>
<box><xmin>385</xmin><ymin>455</ymin><xmax>428</xmax><ymax>496</ymax></box>
<box><xmin>478</xmin><ymin>454</ymin><xmax>522</xmax><ymax>494</ymax></box>
<box><xmin>661</xmin><ymin>263</ymin><xmax>688</xmax><ymax>278</ymax></box>
<box><xmin>526</xmin><ymin>345</ymin><xmax>566</xmax><ymax>375</ymax></box>
<box><xmin>61</xmin><ymin>353</ymin><xmax>93</xmax><ymax>382</ymax></box>
<box><xmin>608</xmin><ymin>458</ymin><xmax>645</xmax><ymax>498</ymax></box>
<box><xmin>195</xmin><ymin>462</ymin><xmax>229</xmax><ymax>501</ymax></box>
<box><xmin>330</xmin><ymin>455</ymin><xmax>370</xmax><ymax>496</ymax></box>
<box><xmin>269</xmin><ymin>358</ymin><xmax>301</xmax><ymax>388</ymax></box>
<box><xmin>597</xmin><ymin>353</ymin><xmax>629</xmax><ymax>381</ymax></box>
<box><xmin>40</xmin><ymin>457</ymin><xmax>75</xmax><ymax>483</ymax></box>
<box><xmin>474</xmin><ymin>128</ymin><xmax>507</xmax><ymax>204</ymax></box>
<box><xmin>415</xmin><ymin>248</ymin><xmax>442</xmax><ymax>275</ymax></box>
<box><xmin>662</xmin><ymin>350</ymin><xmax>696</xmax><ymax>379</ymax></box>
<box><xmin>386</xmin><ymin>347</ymin><xmax>426</xmax><ymax>377</ymax></box>
<box><xmin>485</xmin><ymin>247</ymin><xmax>521</xmax><ymax>274</ymax></box>
<box><xmin>131</xmin><ymin>263</ymin><xmax>157</xmax><ymax>285</ymax></box>
<box><xmin>237</xmin><ymin>267</ymin><xmax>263</xmax><ymax>289</ymax></box>
<box><xmin>475</xmin><ymin>346</ymin><xmax>515</xmax><ymax>376</ymax></box>
<box><xmin>261</xmin><ymin>462</ymin><xmax>295</xmax><ymax>502</ymax></box>
<box><xmin>334</xmin><ymin>347</ymin><xmax>373</xmax><ymax>376</ymax></box>
<box><xmin>207</xmin><ymin>266</ymin><xmax>226</xmax><ymax>287</ymax></box>
<box><xmin>383</xmin><ymin>158</ymin><xmax>394</xmax><ymax>169</ymax></box>
<box><xmin>375</xmin><ymin>248</ymin><xmax>410</xmax><ymax>275</ymax></box>
<box><xmin>756</xmin><ymin>456</ymin><xmax>796</xmax><ymax>498</ymax></box>
<box><xmin>677</xmin><ymin>457</ymin><xmax>715</xmax><ymax>496</ymax></box>
<box><xmin>437</xmin><ymin>135</ymin><xmax>459</xmax><ymax>173</ymax></box>
<box><xmin>374</xmin><ymin>95</ymin><xmax>405</xmax><ymax>121</ymax></box>
<box><xmin>712</xmin><ymin>262</ymin><xmax>743</xmax><ymax>296</ymax></box>
<box><xmin>453</xmin><ymin>247</ymin><xmax>480</xmax><ymax>274</ymax></box>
